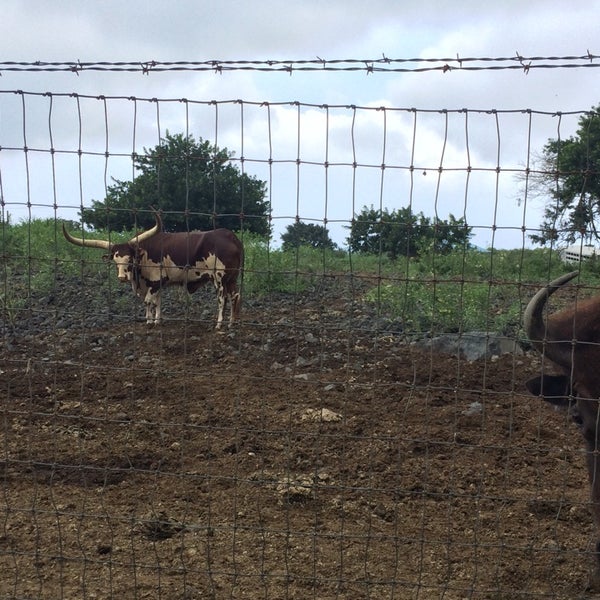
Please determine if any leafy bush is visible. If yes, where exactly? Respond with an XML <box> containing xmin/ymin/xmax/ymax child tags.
<box><xmin>361</xmin><ymin>246</ymin><xmax>598</xmax><ymax>337</ymax></box>
<box><xmin>366</xmin><ymin>278</ymin><xmax>523</xmax><ymax>336</ymax></box>
<box><xmin>241</xmin><ymin>233</ymin><xmax>350</xmax><ymax>295</ymax></box>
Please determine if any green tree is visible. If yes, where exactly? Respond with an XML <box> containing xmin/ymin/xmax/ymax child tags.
<box><xmin>420</xmin><ymin>213</ymin><xmax>474</xmax><ymax>255</ymax></box>
<box><xmin>531</xmin><ymin>106</ymin><xmax>600</xmax><ymax>245</ymax></box>
<box><xmin>82</xmin><ymin>132</ymin><xmax>270</xmax><ymax>235</ymax></box>
<box><xmin>281</xmin><ymin>221</ymin><xmax>337</xmax><ymax>251</ymax></box>
<box><xmin>346</xmin><ymin>205</ymin><xmax>472</xmax><ymax>259</ymax></box>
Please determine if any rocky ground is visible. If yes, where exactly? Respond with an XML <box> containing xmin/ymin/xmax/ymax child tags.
<box><xmin>0</xmin><ymin>274</ymin><xmax>597</xmax><ymax>599</ymax></box>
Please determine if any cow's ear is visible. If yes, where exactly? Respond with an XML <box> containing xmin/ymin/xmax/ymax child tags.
<box><xmin>526</xmin><ymin>374</ymin><xmax>573</xmax><ymax>407</ymax></box>
<box><xmin>102</xmin><ymin>253</ymin><xmax>111</xmax><ymax>262</ymax></box>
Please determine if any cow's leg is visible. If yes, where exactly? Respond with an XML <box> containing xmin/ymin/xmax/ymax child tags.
<box><xmin>580</xmin><ymin>398</ymin><xmax>600</xmax><ymax>590</ymax></box>
<box><xmin>214</xmin><ymin>281</ymin><xmax>225</xmax><ymax>330</ymax></box>
<box><xmin>144</xmin><ymin>301</ymin><xmax>153</xmax><ymax>324</ymax></box>
<box><xmin>144</xmin><ymin>289</ymin><xmax>161</xmax><ymax>325</ymax></box>
<box><xmin>153</xmin><ymin>293</ymin><xmax>162</xmax><ymax>324</ymax></box>
<box><xmin>227</xmin><ymin>282</ymin><xmax>241</xmax><ymax>328</ymax></box>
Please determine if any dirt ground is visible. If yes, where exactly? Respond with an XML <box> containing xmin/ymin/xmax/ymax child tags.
<box><xmin>1</xmin><ymin>278</ymin><xmax>598</xmax><ymax>599</ymax></box>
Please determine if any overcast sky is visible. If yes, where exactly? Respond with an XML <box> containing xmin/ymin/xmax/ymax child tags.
<box><xmin>1</xmin><ymin>0</ymin><xmax>600</xmax><ymax>249</ymax></box>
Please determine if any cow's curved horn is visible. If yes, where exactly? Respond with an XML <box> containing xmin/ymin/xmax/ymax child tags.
<box><xmin>128</xmin><ymin>210</ymin><xmax>162</xmax><ymax>245</ymax></box>
<box><xmin>523</xmin><ymin>271</ymin><xmax>579</xmax><ymax>368</ymax></box>
<box><xmin>62</xmin><ymin>223</ymin><xmax>111</xmax><ymax>250</ymax></box>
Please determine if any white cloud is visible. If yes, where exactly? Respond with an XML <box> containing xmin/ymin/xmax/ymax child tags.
<box><xmin>1</xmin><ymin>1</ymin><xmax>600</xmax><ymax>248</ymax></box>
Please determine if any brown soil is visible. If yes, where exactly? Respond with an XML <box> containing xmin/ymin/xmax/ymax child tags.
<box><xmin>0</xmin><ymin>279</ymin><xmax>597</xmax><ymax>599</ymax></box>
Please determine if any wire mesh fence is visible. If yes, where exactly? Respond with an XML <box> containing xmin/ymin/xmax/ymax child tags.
<box><xmin>1</xmin><ymin>62</ymin><xmax>599</xmax><ymax>599</ymax></box>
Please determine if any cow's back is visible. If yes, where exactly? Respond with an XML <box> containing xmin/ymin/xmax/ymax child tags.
<box><xmin>191</xmin><ymin>229</ymin><xmax>243</xmax><ymax>274</ymax></box>
<box><xmin>141</xmin><ymin>229</ymin><xmax>242</xmax><ymax>272</ymax></box>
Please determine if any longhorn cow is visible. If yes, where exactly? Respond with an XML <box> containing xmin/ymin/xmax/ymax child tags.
<box><xmin>524</xmin><ymin>271</ymin><xmax>600</xmax><ymax>590</ymax></box>
<box><xmin>63</xmin><ymin>213</ymin><xmax>243</xmax><ymax>330</ymax></box>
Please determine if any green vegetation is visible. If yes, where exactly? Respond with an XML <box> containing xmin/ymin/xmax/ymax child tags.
<box><xmin>280</xmin><ymin>221</ymin><xmax>337</xmax><ymax>252</ymax></box>
<box><xmin>2</xmin><ymin>216</ymin><xmax>600</xmax><ymax>336</ymax></box>
<box><xmin>531</xmin><ymin>105</ymin><xmax>600</xmax><ymax>246</ymax></box>
<box><xmin>346</xmin><ymin>205</ymin><xmax>472</xmax><ymax>259</ymax></box>
<box><xmin>81</xmin><ymin>132</ymin><xmax>270</xmax><ymax>236</ymax></box>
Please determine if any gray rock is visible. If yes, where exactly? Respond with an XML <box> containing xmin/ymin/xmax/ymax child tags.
<box><xmin>416</xmin><ymin>331</ymin><xmax>522</xmax><ymax>361</ymax></box>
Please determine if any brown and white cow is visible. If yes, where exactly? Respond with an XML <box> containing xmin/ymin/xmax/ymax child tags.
<box><xmin>63</xmin><ymin>212</ymin><xmax>243</xmax><ymax>330</ymax></box>
<box><xmin>524</xmin><ymin>271</ymin><xmax>600</xmax><ymax>589</ymax></box>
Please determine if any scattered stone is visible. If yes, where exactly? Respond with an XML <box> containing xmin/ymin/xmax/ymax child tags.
<box><xmin>276</xmin><ymin>476</ymin><xmax>314</xmax><ymax>503</ymax></box>
<box><xmin>463</xmin><ymin>401</ymin><xmax>483</xmax><ymax>416</ymax></box>
<box><xmin>416</xmin><ymin>331</ymin><xmax>523</xmax><ymax>361</ymax></box>
<box><xmin>301</xmin><ymin>408</ymin><xmax>343</xmax><ymax>422</ymax></box>
<box><xmin>294</xmin><ymin>373</ymin><xmax>310</xmax><ymax>381</ymax></box>
<box><xmin>295</xmin><ymin>356</ymin><xmax>312</xmax><ymax>367</ymax></box>
<box><xmin>137</xmin><ymin>511</ymin><xmax>185</xmax><ymax>541</ymax></box>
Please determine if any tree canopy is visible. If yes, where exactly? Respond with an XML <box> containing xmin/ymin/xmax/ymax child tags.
<box><xmin>346</xmin><ymin>205</ymin><xmax>472</xmax><ymax>259</ymax></box>
<box><xmin>280</xmin><ymin>221</ymin><xmax>337</xmax><ymax>251</ymax></box>
<box><xmin>531</xmin><ymin>106</ymin><xmax>600</xmax><ymax>245</ymax></box>
<box><xmin>82</xmin><ymin>133</ymin><xmax>270</xmax><ymax>235</ymax></box>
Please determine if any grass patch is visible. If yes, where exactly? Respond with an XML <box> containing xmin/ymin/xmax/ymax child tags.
<box><xmin>2</xmin><ymin>217</ymin><xmax>599</xmax><ymax>336</ymax></box>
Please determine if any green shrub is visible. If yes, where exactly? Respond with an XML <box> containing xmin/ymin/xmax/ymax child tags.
<box><xmin>241</xmin><ymin>234</ymin><xmax>352</xmax><ymax>295</ymax></box>
<box><xmin>362</xmin><ymin>246</ymin><xmax>600</xmax><ymax>336</ymax></box>
<box><xmin>366</xmin><ymin>279</ymin><xmax>498</xmax><ymax>334</ymax></box>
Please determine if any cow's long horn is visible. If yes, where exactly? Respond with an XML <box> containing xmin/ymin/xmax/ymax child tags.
<box><xmin>128</xmin><ymin>210</ymin><xmax>162</xmax><ymax>245</ymax></box>
<box><xmin>523</xmin><ymin>270</ymin><xmax>579</xmax><ymax>368</ymax></box>
<box><xmin>62</xmin><ymin>224</ymin><xmax>111</xmax><ymax>250</ymax></box>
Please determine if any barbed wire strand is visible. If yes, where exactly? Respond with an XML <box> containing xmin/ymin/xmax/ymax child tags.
<box><xmin>0</xmin><ymin>53</ymin><xmax>598</xmax><ymax>75</ymax></box>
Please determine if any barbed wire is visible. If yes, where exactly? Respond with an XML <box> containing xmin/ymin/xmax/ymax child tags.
<box><xmin>0</xmin><ymin>52</ymin><xmax>598</xmax><ymax>75</ymax></box>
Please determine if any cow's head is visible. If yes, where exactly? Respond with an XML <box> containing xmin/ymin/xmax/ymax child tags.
<box><xmin>523</xmin><ymin>271</ymin><xmax>582</xmax><ymax>412</ymax></box>
<box><xmin>523</xmin><ymin>271</ymin><xmax>580</xmax><ymax>370</ymax></box>
<box><xmin>62</xmin><ymin>212</ymin><xmax>161</xmax><ymax>283</ymax></box>
<box><xmin>525</xmin><ymin>373</ymin><xmax>582</xmax><ymax>427</ymax></box>
<box><xmin>109</xmin><ymin>244</ymin><xmax>136</xmax><ymax>282</ymax></box>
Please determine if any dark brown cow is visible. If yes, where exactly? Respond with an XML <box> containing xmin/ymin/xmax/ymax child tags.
<box><xmin>63</xmin><ymin>213</ymin><xmax>243</xmax><ymax>329</ymax></box>
<box><xmin>524</xmin><ymin>271</ymin><xmax>600</xmax><ymax>589</ymax></box>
